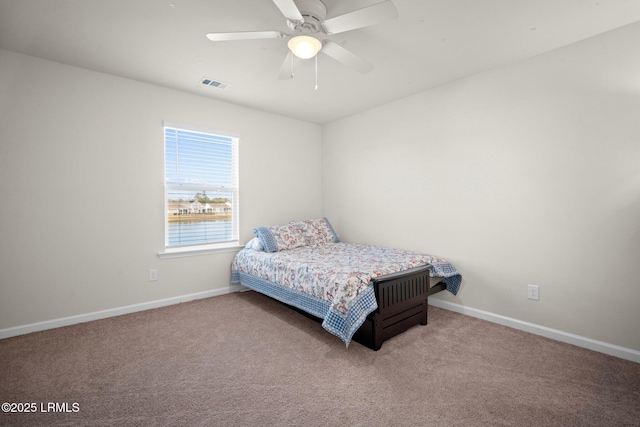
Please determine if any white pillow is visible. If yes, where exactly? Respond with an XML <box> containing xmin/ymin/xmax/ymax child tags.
<box><xmin>244</xmin><ymin>237</ymin><xmax>264</xmax><ymax>251</ymax></box>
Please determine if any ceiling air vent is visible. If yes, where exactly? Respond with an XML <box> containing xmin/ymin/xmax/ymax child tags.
<box><xmin>200</xmin><ymin>77</ymin><xmax>230</xmax><ymax>89</ymax></box>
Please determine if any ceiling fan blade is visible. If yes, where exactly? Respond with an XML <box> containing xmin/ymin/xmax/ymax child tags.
<box><xmin>322</xmin><ymin>0</ymin><xmax>398</xmax><ymax>35</ymax></box>
<box><xmin>272</xmin><ymin>0</ymin><xmax>304</xmax><ymax>22</ymax></box>
<box><xmin>206</xmin><ymin>31</ymin><xmax>286</xmax><ymax>41</ymax></box>
<box><xmin>320</xmin><ymin>40</ymin><xmax>374</xmax><ymax>74</ymax></box>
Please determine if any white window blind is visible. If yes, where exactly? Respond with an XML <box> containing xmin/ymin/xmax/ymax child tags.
<box><xmin>164</xmin><ymin>124</ymin><xmax>239</xmax><ymax>250</ymax></box>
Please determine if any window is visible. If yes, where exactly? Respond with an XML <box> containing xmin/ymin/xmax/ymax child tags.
<box><xmin>163</xmin><ymin>123</ymin><xmax>239</xmax><ymax>254</ymax></box>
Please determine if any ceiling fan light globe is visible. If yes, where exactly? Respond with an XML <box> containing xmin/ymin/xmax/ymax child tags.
<box><xmin>288</xmin><ymin>35</ymin><xmax>322</xmax><ymax>59</ymax></box>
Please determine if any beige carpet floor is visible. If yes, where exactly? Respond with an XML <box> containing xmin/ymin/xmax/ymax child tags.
<box><xmin>1</xmin><ymin>290</ymin><xmax>639</xmax><ymax>426</ymax></box>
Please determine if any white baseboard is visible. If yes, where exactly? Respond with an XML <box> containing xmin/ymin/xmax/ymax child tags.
<box><xmin>428</xmin><ymin>298</ymin><xmax>640</xmax><ymax>364</ymax></box>
<box><xmin>4</xmin><ymin>289</ymin><xmax>638</xmax><ymax>364</ymax></box>
<box><xmin>0</xmin><ymin>285</ymin><xmax>244</xmax><ymax>340</ymax></box>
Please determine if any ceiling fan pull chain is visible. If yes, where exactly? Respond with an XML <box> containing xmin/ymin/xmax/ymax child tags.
<box><xmin>315</xmin><ymin>55</ymin><xmax>318</xmax><ymax>90</ymax></box>
<box><xmin>291</xmin><ymin>52</ymin><xmax>295</xmax><ymax>78</ymax></box>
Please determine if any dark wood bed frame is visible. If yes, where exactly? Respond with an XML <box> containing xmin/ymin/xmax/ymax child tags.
<box><xmin>281</xmin><ymin>264</ymin><xmax>446</xmax><ymax>351</ymax></box>
<box><xmin>351</xmin><ymin>264</ymin><xmax>446</xmax><ymax>350</ymax></box>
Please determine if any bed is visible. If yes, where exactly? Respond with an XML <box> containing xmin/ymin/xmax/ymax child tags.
<box><xmin>231</xmin><ymin>218</ymin><xmax>462</xmax><ymax>350</ymax></box>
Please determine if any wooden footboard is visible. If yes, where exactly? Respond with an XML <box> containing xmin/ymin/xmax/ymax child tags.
<box><xmin>352</xmin><ymin>265</ymin><xmax>436</xmax><ymax>351</ymax></box>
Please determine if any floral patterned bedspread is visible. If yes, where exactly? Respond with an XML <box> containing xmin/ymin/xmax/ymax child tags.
<box><xmin>231</xmin><ymin>242</ymin><xmax>461</xmax><ymax>345</ymax></box>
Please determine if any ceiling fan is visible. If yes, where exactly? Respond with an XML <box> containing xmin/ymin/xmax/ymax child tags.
<box><xmin>206</xmin><ymin>0</ymin><xmax>398</xmax><ymax>80</ymax></box>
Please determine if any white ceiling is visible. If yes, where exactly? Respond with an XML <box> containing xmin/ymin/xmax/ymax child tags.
<box><xmin>2</xmin><ymin>0</ymin><xmax>640</xmax><ymax>124</ymax></box>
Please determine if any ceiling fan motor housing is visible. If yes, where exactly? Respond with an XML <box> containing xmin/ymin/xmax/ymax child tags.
<box><xmin>287</xmin><ymin>0</ymin><xmax>327</xmax><ymax>33</ymax></box>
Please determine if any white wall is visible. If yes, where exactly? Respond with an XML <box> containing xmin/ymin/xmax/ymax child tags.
<box><xmin>2</xmin><ymin>20</ymin><xmax>639</xmax><ymax>353</ymax></box>
<box><xmin>0</xmin><ymin>49</ymin><xmax>322</xmax><ymax>330</ymax></box>
<box><xmin>322</xmin><ymin>22</ymin><xmax>640</xmax><ymax>351</ymax></box>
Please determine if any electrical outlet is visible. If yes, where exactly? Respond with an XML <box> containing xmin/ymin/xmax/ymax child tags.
<box><xmin>149</xmin><ymin>269</ymin><xmax>158</xmax><ymax>282</ymax></box>
<box><xmin>527</xmin><ymin>284</ymin><xmax>539</xmax><ymax>301</ymax></box>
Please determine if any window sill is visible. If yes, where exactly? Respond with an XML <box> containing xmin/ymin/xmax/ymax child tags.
<box><xmin>157</xmin><ymin>243</ymin><xmax>243</xmax><ymax>259</ymax></box>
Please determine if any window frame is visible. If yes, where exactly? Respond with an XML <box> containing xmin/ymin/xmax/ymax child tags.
<box><xmin>158</xmin><ymin>121</ymin><xmax>240</xmax><ymax>258</ymax></box>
